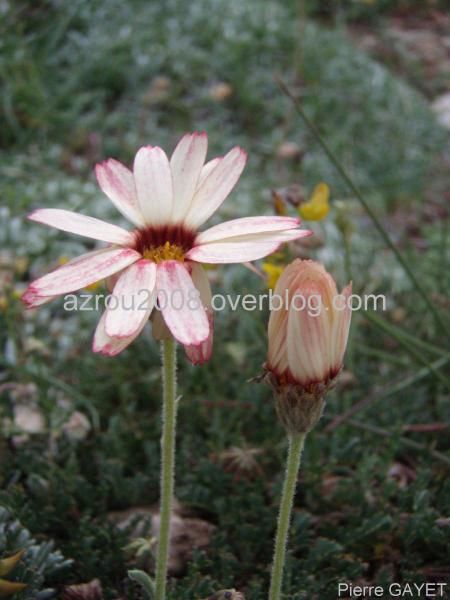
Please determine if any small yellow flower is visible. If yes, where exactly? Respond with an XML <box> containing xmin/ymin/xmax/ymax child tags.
<box><xmin>0</xmin><ymin>297</ymin><xmax>8</xmax><ymax>312</ymax></box>
<box><xmin>201</xmin><ymin>263</ymin><xmax>217</xmax><ymax>272</ymax></box>
<box><xmin>14</xmin><ymin>257</ymin><xmax>29</xmax><ymax>276</ymax></box>
<box><xmin>58</xmin><ymin>256</ymin><xmax>69</xmax><ymax>267</ymax></box>
<box><xmin>262</xmin><ymin>262</ymin><xmax>285</xmax><ymax>290</ymax></box>
<box><xmin>298</xmin><ymin>183</ymin><xmax>330</xmax><ymax>221</ymax></box>
<box><xmin>84</xmin><ymin>280</ymin><xmax>104</xmax><ymax>292</ymax></box>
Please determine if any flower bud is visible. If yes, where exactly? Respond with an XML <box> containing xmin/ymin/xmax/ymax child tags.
<box><xmin>265</xmin><ymin>259</ymin><xmax>352</xmax><ymax>433</ymax></box>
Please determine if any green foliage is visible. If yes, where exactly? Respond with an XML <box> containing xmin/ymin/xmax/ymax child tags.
<box><xmin>0</xmin><ymin>0</ymin><xmax>444</xmax><ymax>205</ymax></box>
<box><xmin>0</xmin><ymin>507</ymin><xmax>71</xmax><ymax>599</ymax></box>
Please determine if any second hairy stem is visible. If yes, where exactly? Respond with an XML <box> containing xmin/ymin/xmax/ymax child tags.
<box><xmin>269</xmin><ymin>432</ymin><xmax>306</xmax><ymax>600</ymax></box>
<box><xmin>155</xmin><ymin>338</ymin><xmax>178</xmax><ymax>600</ymax></box>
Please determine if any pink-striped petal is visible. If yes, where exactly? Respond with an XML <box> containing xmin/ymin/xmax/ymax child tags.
<box><xmin>267</xmin><ymin>299</ymin><xmax>290</xmax><ymax>375</ymax></box>
<box><xmin>186</xmin><ymin>241</ymin><xmax>280</xmax><ymax>264</ymax></box>
<box><xmin>105</xmin><ymin>260</ymin><xmax>157</xmax><ymax>338</ymax></box>
<box><xmin>184</xmin><ymin>310</ymin><xmax>214</xmax><ymax>365</ymax></box>
<box><xmin>29</xmin><ymin>209</ymin><xmax>134</xmax><ymax>246</ymax></box>
<box><xmin>22</xmin><ymin>289</ymin><xmax>56</xmax><ymax>309</ymax></box>
<box><xmin>183</xmin><ymin>263</ymin><xmax>213</xmax><ymax>364</ymax></box>
<box><xmin>27</xmin><ymin>248</ymin><xmax>141</xmax><ymax>297</ymax></box>
<box><xmin>156</xmin><ymin>260</ymin><xmax>209</xmax><ymax>345</ymax></box>
<box><xmin>286</xmin><ymin>282</ymin><xmax>332</xmax><ymax>385</ymax></box>
<box><xmin>186</xmin><ymin>230</ymin><xmax>311</xmax><ymax>264</ymax></box>
<box><xmin>184</xmin><ymin>263</ymin><xmax>214</xmax><ymax>365</ymax></box>
<box><xmin>170</xmin><ymin>132</ymin><xmax>208</xmax><ymax>222</ymax></box>
<box><xmin>330</xmin><ymin>282</ymin><xmax>352</xmax><ymax>370</ymax></box>
<box><xmin>209</xmin><ymin>229</ymin><xmax>311</xmax><ymax>244</ymax></box>
<box><xmin>196</xmin><ymin>216</ymin><xmax>301</xmax><ymax>245</ymax></box>
<box><xmin>184</xmin><ymin>147</ymin><xmax>247</xmax><ymax>229</ymax></box>
<box><xmin>93</xmin><ymin>310</ymin><xmax>148</xmax><ymax>356</ymax></box>
<box><xmin>134</xmin><ymin>146</ymin><xmax>173</xmax><ymax>225</ymax></box>
<box><xmin>96</xmin><ymin>159</ymin><xmax>145</xmax><ymax>227</ymax></box>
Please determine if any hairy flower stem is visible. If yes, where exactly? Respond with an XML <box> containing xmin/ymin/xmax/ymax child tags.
<box><xmin>268</xmin><ymin>432</ymin><xmax>306</xmax><ymax>600</ymax></box>
<box><xmin>155</xmin><ymin>338</ymin><xmax>178</xmax><ymax>600</ymax></box>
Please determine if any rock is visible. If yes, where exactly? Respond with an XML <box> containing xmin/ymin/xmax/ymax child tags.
<box><xmin>151</xmin><ymin>511</ymin><xmax>214</xmax><ymax>574</ymax></box>
<box><xmin>276</xmin><ymin>141</ymin><xmax>302</xmax><ymax>160</ymax></box>
<box><xmin>62</xmin><ymin>578</ymin><xmax>102</xmax><ymax>600</ymax></box>
<box><xmin>109</xmin><ymin>501</ymin><xmax>215</xmax><ymax>575</ymax></box>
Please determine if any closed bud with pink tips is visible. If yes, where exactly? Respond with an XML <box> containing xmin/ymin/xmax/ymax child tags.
<box><xmin>265</xmin><ymin>259</ymin><xmax>352</xmax><ymax>433</ymax></box>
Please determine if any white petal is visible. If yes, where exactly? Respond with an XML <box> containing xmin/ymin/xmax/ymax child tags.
<box><xmin>29</xmin><ymin>209</ymin><xmax>134</xmax><ymax>246</ymax></box>
<box><xmin>93</xmin><ymin>310</ymin><xmax>148</xmax><ymax>356</ymax></box>
<box><xmin>134</xmin><ymin>146</ymin><xmax>173</xmax><ymax>225</ymax></box>
<box><xmin>186</xmin><ymin>230</ymin><xmax>310</xmax><ymax>264</ymax></box>
<box><xmin>105</xmin><ymin>260</ymin><xmax>157</xmax><ymax>338</ymax></box>
<box><xmin>96</xmin><ymin>159</ymin><xmax>145</xmax><ymax>227</ymax></box>
<box><xmin>27</xmin><ymin>248</ymin><xmax>141</xmax><ymax>297</ymax></box>
<box><xmin>184</xmin><ymin>147</ymin><xmax>247</xmax><ymax>228</ymax></box>
<box><xmin>196</xmin><ymin>216</ymin><xmax>301</xmax><ymax>244</ymax></box>
<box><xmin>187</xmin><ymin>241</ymin><xmax>280</xmax><ymax>264</ymax></box>
<box><xmin>170</xmin><ymin>132</ymin><xmax>208</xmax><ymax>222</ymax></box>
<box><xmin>156</xmin><ymin>260</ymin><xmax>209</xmax><ymax>345</ymax></box>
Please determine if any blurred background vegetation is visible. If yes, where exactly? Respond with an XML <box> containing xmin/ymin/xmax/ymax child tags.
<box><xmin>0</xmin><ymin>0</ymin><xmax>449</xmax><ymax>598</ymax></box>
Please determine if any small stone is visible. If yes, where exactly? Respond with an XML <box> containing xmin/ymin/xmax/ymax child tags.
<box><xmin>151</xmin><ymin>511</ymin><xmax>214</xmax><ymax>574</ymax></box>
<box><xmin>208</xmin><ymin>82</ymin><xmax>233</xmax><ymax>101</ymax></box>
<box><xmin>432</xmin><ymin>93</ymin><xmax>450</xmax><ymax>129</ymax></box>
<box><xmin>62</xmin><ymin>412</ymin><xmax>91</xmax><ymax>441</ymax></box>
<box><xmin>110</xmin><ymin>502</ymin><xmax>215</xmax><ymax>575</ymax></box>
<box><xmin>276</xmin><ymin>141</ymin><xmax>302</xmax><ymax>160</ymax></box>
<box><xmin>13</xmin><ymin>404</ymin><xmax>45</xmax><ymax>434</ymax></box>
<box><xmin>62</xmin><ymin>578</ymin><xmax>103</xmax><ymax>600</ymax></box>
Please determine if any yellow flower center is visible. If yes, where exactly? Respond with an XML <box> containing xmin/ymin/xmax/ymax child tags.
<box><xmin>143</xmin><ymin>241</ymin><xmax>185</xmax><ymax>263</ymax></box>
